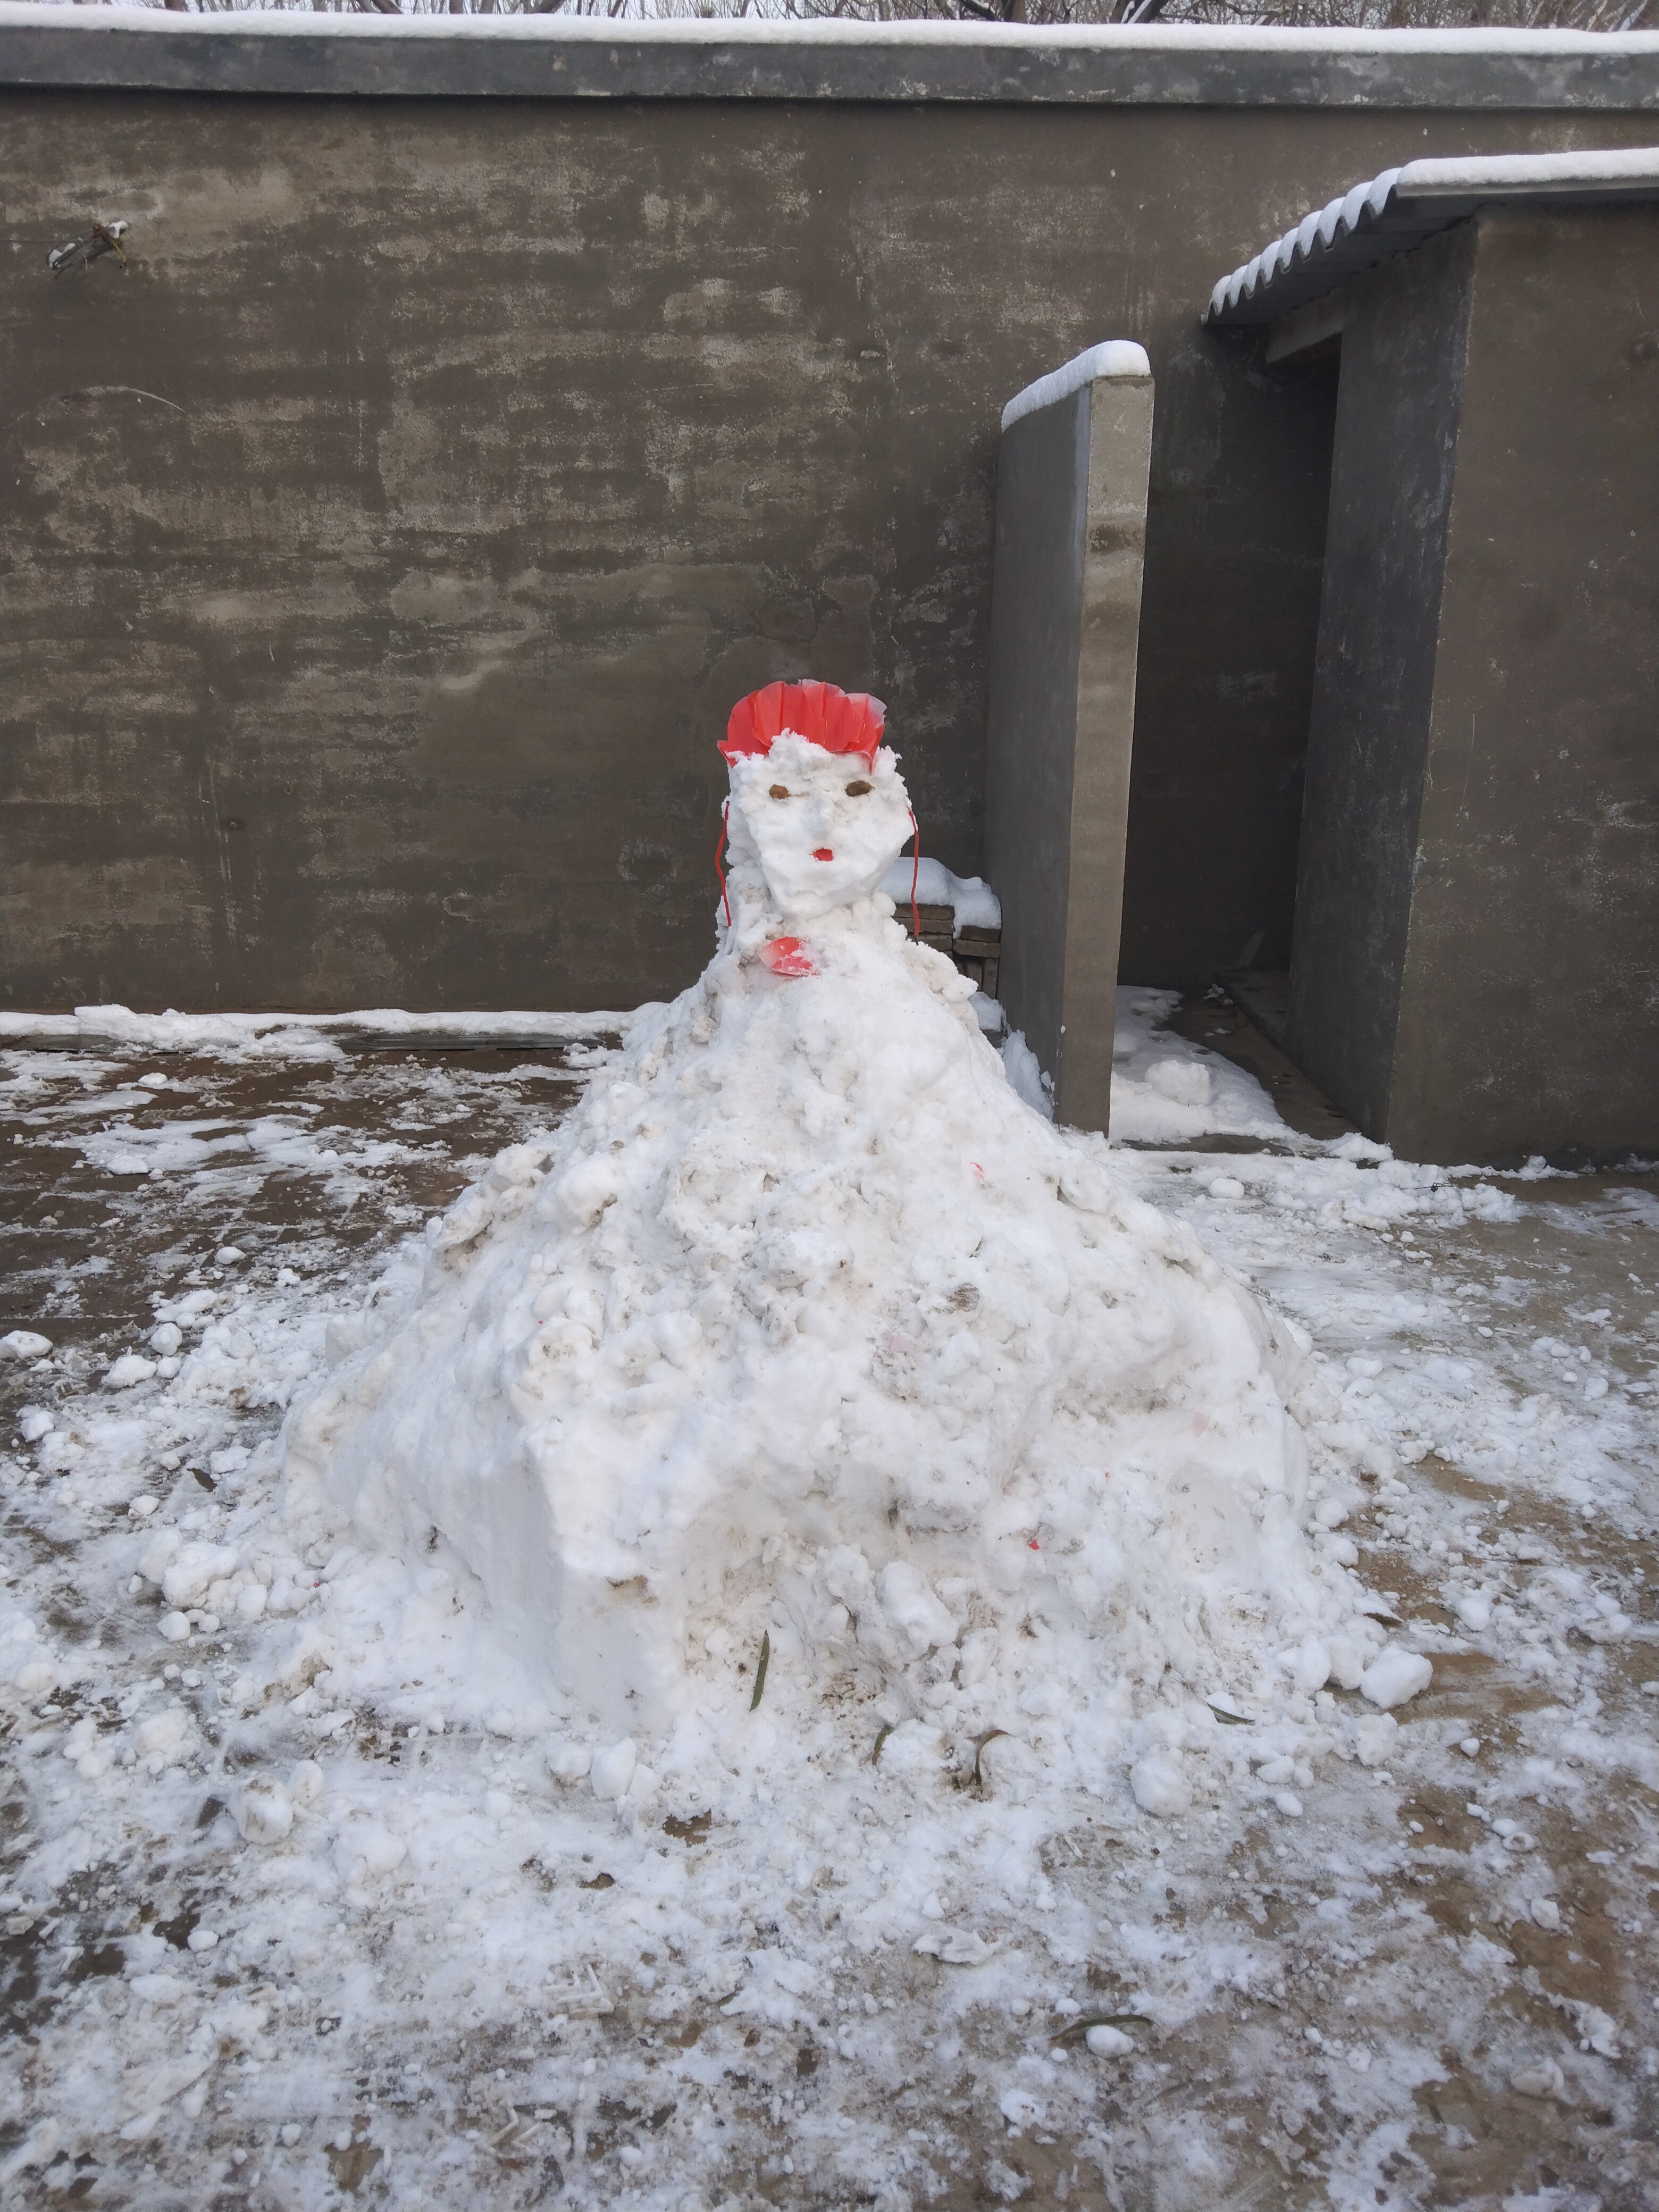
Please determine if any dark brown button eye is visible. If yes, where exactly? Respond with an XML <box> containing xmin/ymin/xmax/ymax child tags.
<box><xmin>844</xmin><ymin>780</ymin><xmax>872</xmax><ymax>797</ymax></box>
<box><xmin>769</xmin><ymin>784</ymin><xmax>791</xmax><ymax>800</ymax></box>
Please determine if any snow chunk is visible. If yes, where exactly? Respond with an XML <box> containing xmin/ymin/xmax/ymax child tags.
<box><xmin>1000</xmin><ymin>1028</ymin><xmax>1054</xmax><ymax>1119</ymax></box>
<box><xmin>1352</xmin><ymin>1712</ymin><xmax>1398</xmax><ymax>1767</ymax></box>
<box><xmin>1511</xmin><ymin>2059</ymin><xmax>1565</xmax><ymax>2100</ymax></box>
<box><xmin>1130</xmin><ymin>1752</ymin><xmax>1191</xmax><ymax>1817</ymax></box>
<box><xmin>103</xmin><ymin>1354</ymin><xmax>158</xmax><ymax>1391</ymax></box>
<box><xmin>1360</xmin><ymin>1648</ymin><xmax>1433</xmax><ymax>1710</ymax></box>
<box><xmin>332</xmin><ymin>1816</ymin><xmax>407</xmax><ymax>1888</ymax></box>
<box><xmin>546</xmin><ymin>1738</ymin><xmax>591</xmax><ymax>1784</ymax></box>
<box><xmin>1002</xmin><ymin>341</ymin><xmax>1151</xmax><ymax>431</ymax></box>
<box><xmin>133</xmin><ymin>1706</ymin><xmax>190</xmax><ymax>1759</ymax></box>
<box><xmin>998</xmin><ymin>2085</ymin><xmax>1045</xmax><ymax>2131</ymax></box>
<box><xmin>233</xmin><ymin>1778</ymin><xmax>294</xmax><ymax>1846</ymax></box>
<box><xmin>1085</xmin><ymin>2024</ymin><xmax>1135</xmax><ymax>2057</ymax></box>
<box><xmin>1147</xmin><ymin>1059</ymin><xmax>1212</xmax><ymax>1109</ymax></box>
<box><xmin>125</xmin><ymin>1974</ymin><xmax>191</xmax><ymax>2007</ymax></box>
<box><xmin>161</xmin><ymin>1543</ymin><xmax>239</xmax><ymax>1610</ymax></box>
<box><xmin>875</xmin><ymin>1562</ymin><xmax>958</xmax><ymax>1659</ymax></box>
<box><xmin>2</xmin><ymin>1330</ymin><xmax>52</xmax><ymax>1361</ymax></box>
<box><xmin>137</xmin><ymin>1530</ymin><xmax>183</xmax><ymax>1584</ymax></box>
<box><xmin>913</xmin><ymin>1927</ymin><xmax>995</xmax><ymax>1966</ymax></box>
<box><xmin>878</xmin><ymin>856</ymin><xmax>1000</xmax><ymax>931</ymax></box>
<box><xmin>722</xmin><ymin>1950</ymin><xmax>820</xmax><ymax>2029</ymax></box>
<box><xmin>589</xmin><ymin>1739</ymin><xmax>638</xmax><ymax>1802</ymax></box>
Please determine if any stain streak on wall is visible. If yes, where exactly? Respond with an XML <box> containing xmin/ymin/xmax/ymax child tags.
<box><xmin>3</xmin><ymin>91</ymin><xmax>1652</xmax><ymax>1011</ymax></box>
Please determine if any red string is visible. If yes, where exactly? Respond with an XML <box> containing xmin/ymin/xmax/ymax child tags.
<box><xmin>715</xmin><ymin>801</ymin><xmax>731</xmax><ymax>928</ymax></box>
<box><xmin>907</xmin><ymin>807</ymin><xmax>921</xmax><ymax>942</ymax></box>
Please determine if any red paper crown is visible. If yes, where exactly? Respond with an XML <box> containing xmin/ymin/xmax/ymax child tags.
<box><xmin>720</xmin><ymin>680</ymin><xmax>886</xmax><ymax>769</ymax></box>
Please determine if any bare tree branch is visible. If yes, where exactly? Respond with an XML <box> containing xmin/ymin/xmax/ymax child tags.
<box><xmin>115</xmin><ymin>0</ymin><xmax>1659</xmax><ymax>33</ymax></box>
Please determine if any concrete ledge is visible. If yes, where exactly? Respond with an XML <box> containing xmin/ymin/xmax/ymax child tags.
<box><xmin>0</xmin><ymin>1007</ymin><xmax>631</xmax><ymax>1055</ymax></box>
<box><xmin>1002</xmin><ymin>343</ymin><xmax>1151</xmax><ymax>432</ymax></box>
<box><xmin>985</xmin><ymin>358</ymin><xmax>1154</xmax><ymax>1136</ymax></box>
<box><xmin>3</xmin><ymin>9</ymin><xmax>1657</xmax><ymax>108</ymax></box>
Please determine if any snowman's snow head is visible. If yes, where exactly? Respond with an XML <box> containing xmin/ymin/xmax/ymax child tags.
<box><xmin>722</xmin><ymin>682</ymin><xmax>912</xmax><ymax>925</ymax></box>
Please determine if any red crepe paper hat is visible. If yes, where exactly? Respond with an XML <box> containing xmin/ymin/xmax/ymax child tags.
<box><xmin>721</xmin><ymin>680</ymin><xmax>886</xmax><ymax>769</ymax></box>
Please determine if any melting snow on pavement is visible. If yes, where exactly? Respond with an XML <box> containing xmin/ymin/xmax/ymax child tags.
<box><xmin>2</xmin><ymin>986</ymin><xmax>1656</xmax><ymax>2207</ymax></box>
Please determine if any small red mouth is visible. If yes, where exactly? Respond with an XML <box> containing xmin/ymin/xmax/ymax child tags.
<box><xmin>812</xmin><ymin>847</ymin><xmax>834</xmax><ymax>862</ymax></box>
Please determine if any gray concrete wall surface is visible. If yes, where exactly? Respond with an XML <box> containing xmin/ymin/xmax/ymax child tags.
<box><xmin>1287</xmin><ymin>206</ymin><xmax>1657</xmax><ymax>1164</ymax></box>
<box><xmin>985</xmin><ymin>388</ymin><xmax>1094</xmax><ymax>1103</ymax></box>
<box><xmin>1061</xmin><ymin>375</ymin><xmax>1155</xmax><ymax>1132</ymax></box>
<box><xmin>1285</xmin><ymin>224</ymin><xmax>1477</xmax><ymax>1136</ymax></box>
<box><xmin>985</xmin><ymin>368</ymin><xmax>1153</xmax><ymax>1133</ymax></box>
<box><xmin>3</xmin><ymin>36</ymin><xmax>1657</xmax><ymax>1013</ymax></box>
<box><xmin>7</xmin><ymin>17</ymin><xmax>1657</xmax><ymax>109</ymax></box>
<box><xmin>1390</xmin><ymin>208</ymin><xmax>1659</xmax><ymax>1163</ymax></box>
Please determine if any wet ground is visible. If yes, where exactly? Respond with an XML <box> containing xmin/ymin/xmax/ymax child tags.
<box><xmin>1</xmin><ymin>1015</ymin><xmax>1655</xmax><ymax>2212</ymax></box>
<box><xmin>1</xmin><ymin>1045</ymin><xmax>601</xmax><ymax>1358</ymax></box>
<box><xmin>1164</xmin><ymin>992</ymin><xmax>1358</xmax><ymax>1149</ymax></box>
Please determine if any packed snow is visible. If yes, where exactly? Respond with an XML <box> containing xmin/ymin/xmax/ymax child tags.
<box><xmin>0</xmin><ymin>1007</ymin><xmax>627</xmax><ymax>1061</ymax></box>
<box><xmin>876</xmin><ymin>857</ymin><xmax>1000</xmax><ymax>935</ymax></box>
<box><xmin>273</xmin><ymin>702</ymin><xmax>1406</xmax><ymax>1783</ymax></box>
<box><xmin>1000</xmin><ymin>344</ymin><xmax>1151</xmax><ymax>434</ymax></box>
<box><xmin>1206</xmin><ymin>145</ymin><xmax>1659</xmax><ymax>323</ymax></box>
<box><xmin>2</xmin><ymin>809</ymin><xmax>1655</xmax><ymax>2201</ymax></box>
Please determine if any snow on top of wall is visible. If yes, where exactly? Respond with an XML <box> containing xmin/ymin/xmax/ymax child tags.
<box><xmin>1001</xmin><ymin>342</ymin><xmax>1151</xmax><ymax>433</ymax></box>
<box><xmin>1395</xmin><ymin>145</ymin><xmax>1659</xmax><ymax>191</ymax></box>
<box><xmin>1208</xmin><ymin>144</ymin><xmax>1659</xmax><ymax>322</ymax></box>
<box><xmin>4</xmin><ymin>5</ymin><xmax>1658</xmax><ymax>53</ymax></box>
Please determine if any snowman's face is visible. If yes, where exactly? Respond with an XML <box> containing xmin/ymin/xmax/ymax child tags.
<box><xmin>730</xmin><ymin>732</ymin><xmax>911</xmax><ymax>924</ymax></box>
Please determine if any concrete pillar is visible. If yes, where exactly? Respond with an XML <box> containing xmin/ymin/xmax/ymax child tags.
<box><xmin>1286</xmin><ymin>206</ymin><xmax>1659</xmax><ymax>1164</ymax></box>
<box><xmin>984</xmin><ymin>344</ymin><xmax>1154</xmax><ymax>1133</ymax></box>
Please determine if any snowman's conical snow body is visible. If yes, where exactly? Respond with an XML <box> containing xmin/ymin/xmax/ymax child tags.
<box><xmin>284</xmin><ymin>684</ymin><xmax>1367</xmax><ymax>1748</ymax></box>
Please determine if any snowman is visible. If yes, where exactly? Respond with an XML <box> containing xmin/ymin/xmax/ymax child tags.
<box><xmin>713</xmin><ymin>680</ymin><xmax>912</xmax><ymax>977</ymax></box>
<box><xmin>282</xmin><ymin>682</ymin><xmax>1384</xmax><ymax>1785</ymax></box>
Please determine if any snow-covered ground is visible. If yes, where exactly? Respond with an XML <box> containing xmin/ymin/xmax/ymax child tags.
<box><xmin>2</xmin><ymin>1000</ymin><xmax>1655</xmax><ymax>2212</ymax></box>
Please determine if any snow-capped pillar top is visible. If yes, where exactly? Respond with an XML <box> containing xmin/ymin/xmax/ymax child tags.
<box><xmin>721</xmin><ymin>680</ymin><xmax>886</xmax><ymax>769</ymax></box>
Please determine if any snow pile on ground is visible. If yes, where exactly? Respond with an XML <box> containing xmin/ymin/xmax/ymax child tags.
<box><xmin>3</xmin><ymin>1028</ymin><xmax>1655</xmax><ymax>2209</ymax></box>
<box><xmin>267</xmin><ymin>725</ymin><xmax>1410</xmax><ymax>1818</ymax></box>
<box><xmin>1107</xmin><ymin>988</ymin><xmax>1288</xmax><ymax>1147</ymax></box>
<box><xmin>1000</xmin><ymin>990</ymin><xmax>1291</xmax><ymax>1140</ymax></box>
<box><xmin>0</xmin><ymin>1005</ymin><xmax>628</xmax><ymax>1060</ymax></box>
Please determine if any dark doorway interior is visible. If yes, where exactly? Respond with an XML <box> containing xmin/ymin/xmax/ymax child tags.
<box><xmin>1118</xmin><ymin>336</ymin><xmax>1339</xmax><ymax>993</ymax></box>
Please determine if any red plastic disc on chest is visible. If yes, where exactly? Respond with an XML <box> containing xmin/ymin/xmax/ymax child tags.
<box><xmin>760</xmin><ymin>937</ymin><xmax>816</xmax><ymax>978</ymax></box>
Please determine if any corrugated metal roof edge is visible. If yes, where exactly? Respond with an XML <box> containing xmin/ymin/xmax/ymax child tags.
<box><xmin>1205</xmin><ymin>148</ymin><xmax>1659</xmax><ymax>326</ymax></box>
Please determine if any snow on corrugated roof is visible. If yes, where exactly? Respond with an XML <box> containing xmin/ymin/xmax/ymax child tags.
<box><xmin>1002</xmin><ymin>342</ymin><xmax>1151</xmax><ymax>433</ymax></box>
<box><xmin>1206</xmin><ymin>145</ymin><xmax>1659</xmax><ymax>326</ymax></box>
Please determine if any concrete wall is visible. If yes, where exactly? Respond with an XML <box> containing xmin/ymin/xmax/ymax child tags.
<box><xmin>1288</xmin><ymin>206</ymin><xmax>1659</xmax><ymax>1163</ymax></box>
<box><xmin>3</xmin><ymin>23</ymin><xmax>1656</xmax><ymax>1012</ymax></box>
<box><xmin>985</xmin><ymin>368</ymin><xmax>1153</xmax><ymax>1133</ymax></box>
<box><xmin>1285</xmin><ymin>224</ymin><xmax>1476</xmax><ymax>1136</ymax></box>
